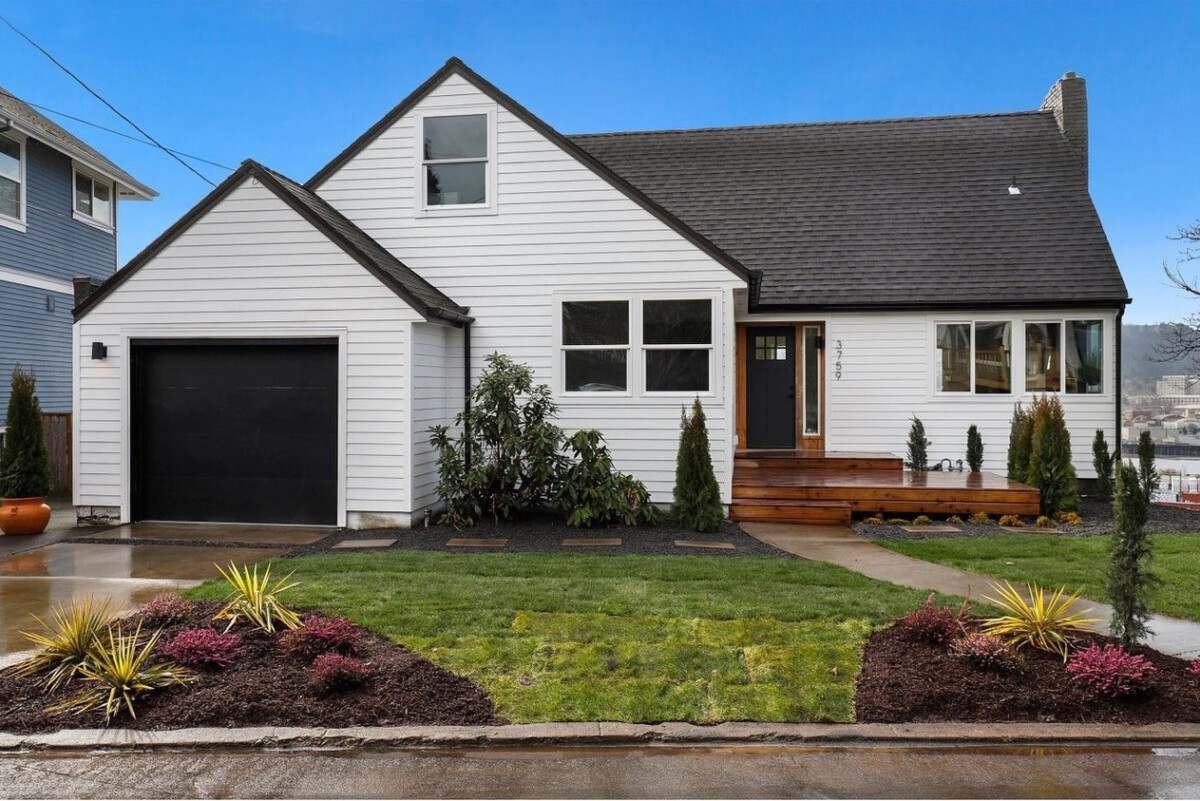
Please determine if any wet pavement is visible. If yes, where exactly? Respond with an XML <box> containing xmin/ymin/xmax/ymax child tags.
<box><xmin>0</xmin><ymin>523</ymin><xmax>318</xmax><ymax>663</ymax></box>
<box><xmin>742</xmin><ymin>522</ymin><xmax>1200</xmax><ymax>659</ymax></box>
<box><xmin>1</xmin><ymin>744</ymin><xmax>1200</xmax><ymax>798</ymax></box>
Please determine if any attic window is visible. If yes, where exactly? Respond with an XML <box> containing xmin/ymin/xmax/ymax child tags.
<box><xmin>423</xmin><ymin>114</ymin><xmax>488</xmax><ymax>207</ymax></box>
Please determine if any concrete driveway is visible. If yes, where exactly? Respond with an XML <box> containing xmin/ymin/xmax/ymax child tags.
<box><xmin>0</xmin><ymin>521</ymin><xmax>332</xmax><ymax>664</ymax></box>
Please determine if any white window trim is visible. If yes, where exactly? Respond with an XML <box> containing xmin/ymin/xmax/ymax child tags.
<box><xmin>71</xmin><ymin>162</ymin><xmax>115</xmax><ymax>231</ymax></box>
<box><xmin>0</xmin><ymin>131</ymin><xmax>27</xmax><ymax>232</ymax></box>
<box><xmin>414</xmin><ymin>106</ymin><xmax>498</xmax><ymax>218</ymax></box>
<box><xmin>930</xmin><ymin>314</ymin><xmax>1109</xmax><ymax>399</ymax></box>
<box><xmin>555</xmin><ymin>292</ymin><xmax>719</xmax><ymax>400</ymax></box>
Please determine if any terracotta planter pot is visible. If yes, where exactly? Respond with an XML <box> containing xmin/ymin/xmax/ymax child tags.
<box><xmin>0</xmin><ymin>497</ymin><xmax>52</xmax><ymax>536</ymax></box>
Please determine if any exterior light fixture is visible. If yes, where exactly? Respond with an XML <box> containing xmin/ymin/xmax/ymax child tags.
<box><xmin>1008</xmin><ymin>177</ymin><xmax>1021</xmax><ymax>195</ymax></box>
<box><xmin>90</xmin><ymin>342</ymin><xmax>108</xmax><ymax>360</ymax></box>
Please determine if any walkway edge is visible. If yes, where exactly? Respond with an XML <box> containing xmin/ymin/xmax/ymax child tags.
<box><xmin>6</xmin><ymin>722</ymin><xmax>1200</xmax><ymax>752</ymax></box>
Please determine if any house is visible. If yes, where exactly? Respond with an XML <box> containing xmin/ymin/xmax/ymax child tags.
<box><xmin>0</xmin><ymin>86</ymin><xmax>155</xmax><ymax>418</ymax></box>
<box><xmin>70</xmin><ymin>59</ymin><xmax>1126</xmax><ymax>527</ymax></box>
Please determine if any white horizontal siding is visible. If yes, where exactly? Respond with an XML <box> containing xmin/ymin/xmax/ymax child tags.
<box><xmin>316</xmin><ymin>73</ymin><xmax>745</xmax><ymax>502</ymax></box>
<box><xmin>410</xmin><ymin>322</ymin><xmax>464</xmax><ymax>511</ymax></box>
<box><xmin>814</xmin><ymin>309</ymin><xmax>1119</xmax><ymax>478</ymax></box>
<box><xmin>73</xmin><ymin>178</ymin><xmax>423</xmax><ymax>523</ymax></box>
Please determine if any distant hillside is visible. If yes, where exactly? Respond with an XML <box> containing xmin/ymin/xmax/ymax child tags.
<box><xmin>1123</xmin><ymin>323</ymin><xmax>1195</xmax><ymax>395</ymax></box>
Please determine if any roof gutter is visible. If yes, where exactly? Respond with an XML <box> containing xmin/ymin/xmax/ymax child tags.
<box><xmin>1116</xmin><ymin>303</ymin><xmax>1125</xmax><ymax>451</ymax></box>
<box><xmin>3</xmin><ymin>117</ymin><xmax>157</xmax><ymax>199</ymax></box>
<box><xmin>749</xmin><ymin>298</ymin><xmax>1134</xmax><ymax>314</ymax></box>
<box><xmin>428</xmin><ymin>306</ymin><xmax>474</xmax><ymax>326</ymax></box>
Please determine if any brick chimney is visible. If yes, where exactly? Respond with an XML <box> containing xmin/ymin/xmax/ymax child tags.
<box><xmin>1041</xmin><ymin>71</ymin><xmax>1088</xmax><ymax>183</ymax></box>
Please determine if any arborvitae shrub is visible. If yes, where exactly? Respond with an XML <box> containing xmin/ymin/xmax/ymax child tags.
<box><xmin>0</xmin><ymin>364</ymin><xmax>52</xmax><ymax>498</ymax></box>
<box><xmin>672</xmin><ymin>398</ymin><xmax>723</xmax><ymax>533</ymax></box>
<box><xmin>906</xmin><ymin>416</ymin><xmax>930</xmax><ymax>471</ymax></box>
<box><xmin>966</xmin><ymin>425</ymin><xmax>984</xmax><ymax>472</ymax></box>
<box><xmin>1007</xmin><ymin>403</ymin><xmax>1032</xmax><ymax>483</ymax></box>
<box><xmin>1138</xmin><ymin>431</ymin><xmax>1158</xmax><ymax>508</ymax></box>
<box><xmin>1106</xmin><ymin>461</ymin><xmax>1156</xmax><ymax>647</ymax></box>
<box><xmin>1092</xmin><ymin>429</ymin><xmax>1115</xmax><ymax>501</ymax></box>
<box><xmin>1026</xmin><ymin>395</ymin><xmax>1077</xmax><ymax>516</ymax></box>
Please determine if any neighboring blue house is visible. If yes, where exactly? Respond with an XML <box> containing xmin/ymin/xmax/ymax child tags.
<box><xmin>0</xmin><ymin>86</ymin><xmax>155</xmax><ymax>415</ymax></box>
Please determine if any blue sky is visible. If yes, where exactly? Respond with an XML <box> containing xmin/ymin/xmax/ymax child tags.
<box><xmin>3</xmin><ymin>1</ymin><xmax>1196</xmax><ymax>324</ymax></box>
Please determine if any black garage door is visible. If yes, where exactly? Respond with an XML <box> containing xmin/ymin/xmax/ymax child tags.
<box><xmin>131</xmin><ymin>339</ymin><xmax>338</xmax><ymax>525</ymax></box>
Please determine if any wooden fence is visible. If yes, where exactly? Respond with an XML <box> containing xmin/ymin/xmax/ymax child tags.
<box><xmin>42</xmin><ymin>413</ymin><xmax>71</xmax><ymax>493</ymax></box>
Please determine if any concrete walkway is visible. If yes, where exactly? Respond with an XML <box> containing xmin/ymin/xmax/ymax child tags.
<box><xmin>742</xmin><ymin>522</ymin><xmax>1200</xmax><ymax>659</ymax></box>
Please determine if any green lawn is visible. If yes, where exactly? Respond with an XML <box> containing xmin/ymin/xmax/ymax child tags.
<box><xmin>881</xmin><ymin>533</ymin><xmax>1200</xmax><ymax>622</ymax></box>
<box><xmin>184</xmin><ymin>551</ymin><xmax>934</xmax><ymax>724</ymax></box>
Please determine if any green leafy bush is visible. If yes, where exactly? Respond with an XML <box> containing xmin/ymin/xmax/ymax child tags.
<box><xmin>966</xmin><ymin>425</ymin><xmax>984</xmax><ymax>472</ymax></box>
<box><xmin>430</xmin><ymin>353</ymin><xmax>567</xmax><ymax>527</ymax></box>
<box><xmin>1007</xmin><ymin>403</ymin><xmax>1032</xmax><ymax>482</ymax></box>
<box><xmin>1092</xmin><ymin>429</ymin><xmax>1115</xmax><ymax>500</ymax></box>
<box><xmin>0</xmin><ymin>365</ymin><xmax>52</xmax><ymax>498</ymax></box>
<box><xmin>1106</xmin><ymin>461</ymin><xmax>1157</xmax><ymax>647</ymax></box>
<box><xmin>1026</xmin><ymin>395</ymin><xmax>1077</xmax><ymax>516</ymax></box>
<box><xmin>558</xmin><ymin>430</ymin><xmax>656</xmax><ymax>528</ymax></box>
<box><xmin>906</xmin><ymin>416</ymin><xmax>930</xmax><ymax>471</ymax></box>
<box><xmin>671</xmin><ymin>399</ymin><xmax>724</xmax><ymax>533</ymax></box>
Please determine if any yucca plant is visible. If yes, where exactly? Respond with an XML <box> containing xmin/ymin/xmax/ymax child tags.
<box><xmin>51</xmin><ymin>623</ymin><xmax>192</xmax><ymax>722</ymax></box>
<box><xmin>213</xmin><ymin>562</ymin><xmax>302</xmax><ymax>633</ymax></box>
<box><xmin>14</xmin><ymin>596</ymin><xmax>117</xmax><ymax>691</ymax></box>
<box><xmin>982</xmin><ymin>580</ymin><xmax>1102</xmax><ymax>660</ymax></box>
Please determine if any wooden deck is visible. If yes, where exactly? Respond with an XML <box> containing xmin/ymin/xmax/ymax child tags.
<box><xmin>731</xmin><ymin>450</ymin><xmax>1041</xmax><ymax>525</ymax></box>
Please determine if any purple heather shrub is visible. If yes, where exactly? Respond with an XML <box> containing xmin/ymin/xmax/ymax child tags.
<box><xmin>1066</xmin><ymin>644</ymin><xmax>1156</xmax><ymax>698</ymax></box>
<box><xmin>161</xmin><ymin>628</ymin><xmax>243</xmax><ymax>669</ymax></box>
<box><xmin>280</xmin><ymin>615</ymin><xmax>361</xmax><ymax>660</ymax></box>
<box><xmin>896</xmin><ymin>593</ymin><xmax>971</xmax><ymax>647</ymax></box>
<box><xmin>139</xmin><ymin>593</ymin><xmax>194</xmax><ymax>626</ymax></box>
<box><xmin>949</xmin><ymin>632</ymin><xmax>1025</xmax><ymax>672</ymax></box>
<box><xmin>309</xmin><ymin>653</ymin><xmax>371</xmax><ymax>693</ymax></box>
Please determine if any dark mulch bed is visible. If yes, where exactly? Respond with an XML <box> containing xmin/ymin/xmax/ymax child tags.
<box><xmin>0</xmin><ymin>601</ymin><xmax>502</xmax><ymax>734</ymax></box>
<box><xmin>282</xmin><ymin>512</ymin><xmax>794</xmax><ymax>560</ymax></box>
<box><xmin>856</xmin><ymin>496</ymin><xmax>1200</xmax><ymax>542</ymax></box>
<box><xmin>855</xmin><ymin>622</ymin><xmax>1200</xmax><ymax>724</ymax></box>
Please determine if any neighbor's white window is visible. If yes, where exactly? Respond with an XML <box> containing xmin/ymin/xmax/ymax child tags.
<box><xmin>934</xmin><ymin>320</ymin><xmax>1012</xmax><ymax>394</ymax></box>
<box><xmin>561</xmin><ymin>300</ymin><xmax>630</xmax><ymax>392</ymax></box>
<box><xmin>73</xmin><ymin>168</ymin><xmax>113</xmax><ymax>227</ymax></box>
<box><xmin>0</xmin><ymin>133</ymin><xmax>24</xmax><ymax>224</ymax></box>
<box><xmin>423</xmin><ymin>113</ymin><xmax>488</xmax><ymax>207</ymax></box>
<box><xmin>642</xmin><ymin>298</ymin><xmax>712</xmax><ymax>393</ymax></box>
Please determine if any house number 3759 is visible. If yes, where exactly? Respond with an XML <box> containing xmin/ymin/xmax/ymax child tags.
<box><xmin>834</xmin><ymin>340</ymin><xmax>843</xmax><ymax>380</ymax></box>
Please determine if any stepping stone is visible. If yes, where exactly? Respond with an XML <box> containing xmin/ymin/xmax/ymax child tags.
<box><xmin>1001</xmin><ymin>526</ymin><xmax>1060</xmax><ymax>534</ymax></box>
<box><xmin>446</xmin><ymin>538</ymin><xmax>508</xmax><ymax>548</ymax></box>
<box><xmin>332</xmin><ymin>538</ymin><xmax>397</xmax><ymax>549</ymax></box>
<box><xmin>675</xmin><ymin>539</ymin><xmax>737</xmax><ymax>550</ymax></box>
<box><xmin>899</xmin><ymin>525</ymin><xmax>960</xmax><ymax>534</ymax></box>
<box><xmin>562</xmin><ymin>538</ymin><xmax>622</xmax><ymax>547</ymax></box>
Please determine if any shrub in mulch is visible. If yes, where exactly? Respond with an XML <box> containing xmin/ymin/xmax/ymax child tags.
<box><xmin>0</xmin><ymin>601</ymin><xmax>501</xmax><ymax>733</ymax></box>
<box><xmin>894</xmin><ymin>593</ymin><xmax>969</xmax><ymax>647</ymax></box>
<box><xmin>949</xmin><ymin>632</ymin><xmax>1025</xmax><ymax>674</ymax></box>
<box><xmin>1066</xmin><ymin>644</ymin><xmax>1156</xmax><ymax>698</ymax></box>
<box><xmin>160</xmin><ymin>628</ymin><xmax>243</xmax><ymax>669</ymax></box>
<box><xmin>856</xmin><ymin>620</ymin><xmax>1200</xmax><ymax>723</ymax></box>
<box><xmin>309</xmin><ymin>653</ymin><xmax>372</xmax><ymax>693</ymax></box>
<box><xmin>138</xmin><ymin>593</ymin><xmax>194</xmax><ymax>627</ymax></box>
<box><xmin>280</xmin><ymin>615</ymin><xmax>361</xmax><ymax>660</ymax></box>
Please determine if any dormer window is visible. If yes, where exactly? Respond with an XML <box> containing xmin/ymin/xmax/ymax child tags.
<box><xmin>73</xmin><ymin>166</ymin><xmax>113</xmax><ymax>228</ymax></box>
<box><xmin>423</xmin><ymin>113</ymin><xmax>488</xmax><ymax>207</ymax></box>
<box><xmin>0</xmin><ymin>133</ymin><xmax>24</xmax><ymax>226</ymax></box>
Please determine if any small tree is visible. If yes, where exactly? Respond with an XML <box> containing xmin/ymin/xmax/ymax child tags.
<box><xmin>1138</xmin><ymin>431</ymin><xmax>1159</xmax><ymax>506</ymax></box>
<box><xmin>966</xmin><ymin>425</ymin><xmax>984</xmax><ymax>472</ymax></box>
<box><xmin>429</xmin><ymin>353</ymin><xmax>566</xmax><ymax>526</ymax></box>
<box><xmin>906</xmin><ymin>416</ymin><xmax>930</xmax><ymax>471</ymax></box>
<box><xmin>1106</xmin><ymin>461</ymin><xmax>1157</xmax><ymax>647</ymax></box>
<box><xmin>1026</xmin><ymin>395</ymin><xmax>1077</xmax><ymax>515</ymax></box>
<box><xmin>0</xmin><ymin>365</ymin><xmax>52</xmax><ymax>499</ymax></box>
<box><xmin>672</xmin><ymin>398</ymin><xmax>723</xmax><ymax>533</ymax></box>
<box><xmin>1006</xmin><ymin>403</ymin><xmax>1032</xmax><ymax>482</ymax></box>
<box><xmin>1092</xmin><ymin>429</ymin><xmax>1115</xmax><ymax>501</ymax></box>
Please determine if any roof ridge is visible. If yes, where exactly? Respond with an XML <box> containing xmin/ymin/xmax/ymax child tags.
<box><xmin>568</xmin><ymin>109</ymin><xmax>1050</xmax><ymax>139</ymax></box>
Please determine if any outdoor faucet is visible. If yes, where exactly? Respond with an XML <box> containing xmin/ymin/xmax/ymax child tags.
<box><xmin>956</xmin><ymin>459</ymin><xmax>964</xmax><ymax>472</ymax></box>
<box><xmin>939</xmin><ymin>458</ymin><xmax>954</xmax><ymax>472</ymax></box>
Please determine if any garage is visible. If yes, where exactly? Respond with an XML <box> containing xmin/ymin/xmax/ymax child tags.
<box><xmin>130</xmin><ymin>338</ymin><xmax>338</xmax><ymax>525</ymax></box>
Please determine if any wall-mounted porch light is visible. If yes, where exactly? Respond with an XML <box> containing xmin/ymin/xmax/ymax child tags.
<box><xmin>90</xmin><ymin>342</ymin><xmax>108</xmax><ymax>360</ymax></box>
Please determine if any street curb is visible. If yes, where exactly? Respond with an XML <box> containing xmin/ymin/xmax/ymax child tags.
<box><xmin>5</xmin><ymin>722</ymin><xmax>1200</xmax><ymax>752</ymax></box>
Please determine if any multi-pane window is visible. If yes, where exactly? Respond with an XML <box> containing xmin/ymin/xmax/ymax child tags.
<box><xmin>643</xmin><ymin>299</ymin><xmax>711</xmax><ymax>392</ymax></box>
<box><xmin>754</xmin><ymin>335</ymin><xmax>788</xmax><ymax>361</ymax></box>
<box><xmin>562</xmin><ymin>301</ymin><xmax>629</xmax><ymax>392</ymax></box>
<box><xmin>74</xmin><ymin>170</ymin><xmax>113</xmax><ymax>226</ymax></box>
<box><xmin>423</xmin><ymin>114</ymin><xmax>487</xmax><ymax>206</ymax></box>
<box><xmin>934</xmin><ymin>321</ymin><xmax>1012</xmax><ymax>394</ymax></box>
<box><xmin>0</xmin><ymin>134</ymin><xmax>21</xmax><ymax>221</ymax></box>
<box><xmin>1065</xmin><ymin>320</ymin><xmax>1104</xmax><ymax>394</ymax></box>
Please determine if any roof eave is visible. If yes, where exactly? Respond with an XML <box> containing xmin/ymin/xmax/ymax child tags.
<box><xmin>748</xmin><ymin>297</ymin><xmax>1133</xmax><ymax>314</ymax></box>
<box><xmin>4</xmin><ymin>116</ymin><xmax>157</xmax><ymax>199</ymax></box>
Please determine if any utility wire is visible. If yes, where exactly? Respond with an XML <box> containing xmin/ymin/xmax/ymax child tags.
<box><xmin>0</xmin><ymin>89</ymin><xmax>234</xmax><ymax>172</ymax></box>
<box><xmin>0</xmin><ymin>13</ymin><xmax>217</xmax><ymax>186</ymax></box>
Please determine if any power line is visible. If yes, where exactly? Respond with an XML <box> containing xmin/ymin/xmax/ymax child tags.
<box><xmin>0</xmin><ymin>89</ymin><xmax>234</xmax><ymax>172</ymax></box>
<box><xmin>0</xmin><ymin>13</ymin><xmax>217</xmax><ymax>187</ymax></box>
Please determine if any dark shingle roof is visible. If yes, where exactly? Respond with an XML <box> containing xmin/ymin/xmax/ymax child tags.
<box><xmin>571</xmin><ymin>111</ymin><xmax>1128</xmax><ymax>309</ymax></box>
<box><xmin>0</xmin><ymin>84</ymin><xmax>155</xmax><ymax>198</ymax></box>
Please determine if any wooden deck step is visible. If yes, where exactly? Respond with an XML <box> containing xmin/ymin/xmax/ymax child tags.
<box><xmin>729</xmin><ymin>499</ymin><xmax>852</xmax><ymax>526</ymax></box>
<box><xmin>734</xmin><ymin>450</ymin><xmax>902</xmax><ymax>472</ymax></box>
